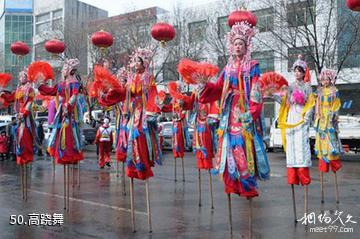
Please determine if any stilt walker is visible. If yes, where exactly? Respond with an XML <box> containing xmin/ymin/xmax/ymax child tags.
<box><xmin>187</xmin><ymin>20</ymin><xmax>270</xmax><ymax>234</ymax></box>
<box><xmin>314</xmin><ymin>68</ymin><xmax>342</xmax><ymax>204</ymax></box>
<box><xmin>172</xmin><ymin>83</ymin><xmax>217</xmax><ymax>209</ymax></box>
<box><xmin>1</xmin><ymin>68</ymin><xmax>38</xmax><ymax>201</ymax></box>
<box><xmin>277</xmin><ymin>55</ymin><xmax>316</xmax><ymax>222</ymax></box>
<box><xmin>38</xmin><ymin>59</ymin><xmax>85</xmax><ymax>211</ymax></box>
<box><xmin>98</xmin><ymin>47</ymin><xmax>163</xmax><ymax>232</ymax></box>
<box><xmin>164</xmin><ymin>82</ymin><xmax>193</xmax><ymax>183</ymax></box>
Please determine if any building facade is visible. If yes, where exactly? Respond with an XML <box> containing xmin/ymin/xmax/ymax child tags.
<box><xmin>33</xmin><ymin>0</ymin><xmax>107</xmax><ymax>75</ymax></box>
<box><xmin>0</xmin><ymin>0</ymin><xmax>33</xmax><ymax>89</ymax></box>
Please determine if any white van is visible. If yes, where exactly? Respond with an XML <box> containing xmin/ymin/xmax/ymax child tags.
<box><xmin>0</xmin><ymin>115</ymin><xmax>15</xmax><ymax>124</ymax></box>
<box><xmin>83</xmin><ymin>110</ymin><xmax>104</xmax><ymax>124</ymax></box>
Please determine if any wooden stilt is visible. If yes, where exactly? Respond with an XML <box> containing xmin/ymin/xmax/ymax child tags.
<box><xmin>77</xmin><ymin>161</ymin><xmax>80</xmax><ymax>188</ymax></box>
<box><xmin>198</xmin><ymin>169</ymin><xmax>201</xmax><ymax>207</ymax></box>
<box><xmin>291</xmin><ymin>185</ymin><xmax>297</xmax><ymax>223</ymax></box>
<box><xmin>52</xmin><ymin>158</ymin><xmax>56</xmax><ymax>179</ymax></box>
<box><xmin>227</xmin><ymin>194</ymin><xmax>233</xmax><ymax>235</ymax></box>
<box><xmin>24</xmin><ymin>164</ymin><xmax>27</xmax><ymax>201</ymax></box>
<box><xmin>130</xmin><ymin>178</ymin><xmax>135</xmax><ymax>232</ymax></box>
<box><xmin>249</xmin><ymin>198</ymin><xmax>253</xmax><ymax>239</ymax></box>
<box><xmin>67</xmin><ymin>164</ymin><xmax>70</xmax><ymax>211</ymax></box>
<box><xmin>145</xmin><ymin>180</ymin><xmax>152</xmax><ymax>233</ymax></box>
<box><xmin>334</xmin><ymin>172</ymin><xmax>339</xmax><ymax>204</ymax></box>
<box><xmin>320</xmin><ymin>172</ymin><xmax>324</xmax><ymax>203</ymax></box>
<box><xmin>72</xmin><ymin>164</ymin><xmax>75</xmax><ymax>188</ymax></box>
<box><xmin>20</xmin><ymin>165</ymin><xmax>24</xmax><ymax>200</ymax></box>
<box><xmin>181</xmin><ymin>157</ymin><xmax>185</xmax><ymax>182</ymax></box>
<box><xmin>122</xmin><ymin>162</ymin><xmax>126</xmax><ymax>196</ymax></box>
<box><xmin>116</xmin><ymin>161</ymin><xmax>120</xmax><ymax>178</ymax></box>
<box><xmin>304</xmin><ymin>185</ymin><xmax>308</xmax><ymax>225</ymax></box>
<box><xmin>174</xmin><ymin>157</ymin><xmax>177</xmax><ymax>182</ymax></box>
<box><xmin>63</xmin><ymin>165</ymin><xmax>66</xmax><ymax>210</ymax></box>
<box><xmin>209</xmin><ymin>171</ymin><xmax>214</xmax><ymax>210</ymax></box>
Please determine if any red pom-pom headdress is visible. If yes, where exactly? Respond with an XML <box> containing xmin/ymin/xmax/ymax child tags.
<box><xmin>28</xmin><ymin>61</ymin><xmax>54</xmax><ymax>82</ymax></box>
<box><xmin>0</xmin><ymin>73</ymin><xmax>12</xmax><ymax>87</ymax></box>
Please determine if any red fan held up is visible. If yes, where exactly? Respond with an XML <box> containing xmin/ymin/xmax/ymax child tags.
<box><xmin>228</xmin><ymin>9</ymin><xmax>257</xmax><ymax>28</ymax></box>
<box><xmin>27</xmin><ymin>61</ymin><xmax>55</xmax><ymax>82</ymax></box>
<box><xmin>0</xmin><ymin>73</ymin><xmax>12</xmax><ymax>88</ymax></box>
<box><xmin>346</xmin><ymin>0</ymin><xmax>360</xmax><ymax>11</ymax></box>
<box><xmin>45</xmin><ymin>39</ymin><xmax>66</xmax><ymax>54</ymax></box>
<box><xmin>91</xmin><ymin>30</ymin><xmax>113</xmax><ymax>48</ymax></box>
<box><xmin>10</xmin><ymin>41</ymin><xmax>30</xmax><ymax>56</ymax></box>
<box><xmin>258</xmin><ymin>72</ymin><xmax>288</xmax><ymax>96</ymax></box>
<box><xmin>177</xmin><ymin>59</ymin><xmax>219</xmax><ymax>84</ymax></box>
<box><xmin>151</xmin><ymin>22</ymin><xmax>176</xmax><ymax>46</ymax></box>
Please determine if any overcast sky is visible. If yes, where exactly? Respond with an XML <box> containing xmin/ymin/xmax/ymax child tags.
<box><xmin>80</xmin><ymin>0</ymin><xmax>216</xmax><ymax>16</ymax></box>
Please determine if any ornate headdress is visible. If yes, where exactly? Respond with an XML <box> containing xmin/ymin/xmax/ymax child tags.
<box><xmin>227</xmin><ymin>21</ymin><xmax>256</xmax><ymax>64</ymax></box>
<box><xmin>62</xmin><ymin>58</ymin><xmax>80</xmax><ymax>77</ymax></box>
<box><xmin>320</xmin><ymin>68</ymin><xmax>337</xmax><ymax>84</ymax></box>
<box><xmin>130</xmin><ymin>47</ymin><xmax>153</xmax><ymax>69</ymax></box>
<box><xmin>292</xmin><ymin>55</ymin><xmax>311</xmax><ymax>82</ymax></box>
<box><xmin>292</xmin><ymin>55</ymin><xmax>308</xmax><ymax>72</ymax></box>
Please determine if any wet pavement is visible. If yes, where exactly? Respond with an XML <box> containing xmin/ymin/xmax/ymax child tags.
<box><xmin>0</xmin><ymin>146</ymin><xmax>359</xmax><ymax>239</ymax></box>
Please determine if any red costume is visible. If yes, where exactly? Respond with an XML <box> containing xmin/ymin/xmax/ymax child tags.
<box><xmin>99</xmin><ymin>48</ymin><xmax>162</xmax><ymax>180</ymax></box>
<box><xmin>0</xmin><ymin>71</ymin><xmax>36</xmax><ymax>165</ymax></box>
<box><xmin>95</xmin><ymin>119</ymin><xmax>113</xmax><ymax>168</ymax></box>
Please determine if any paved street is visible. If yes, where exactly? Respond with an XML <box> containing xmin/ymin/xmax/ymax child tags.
<box><xmin>0</xmin><ymin>146</ymin><xmax>359</xmax><ymax>239</ymax></box>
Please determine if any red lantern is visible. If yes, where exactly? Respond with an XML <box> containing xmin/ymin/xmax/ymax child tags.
<box><xmin>346</xmin><ymin>0</ymin><xmax>360</xmax><ymax>11</ymax></box>
<box><xmin>45</xmin><ymin>39</ymin><xmax>66</xmax><ymax>54</ymax></box>
<box><xmin>10</xmin><ymin>41</ymin><xmax>30</xmax><ymax>56</ymax></box>
<box><xmin>151</xmin><ymin>22</ymin><xmax>176</xmax><ymax>46</ymax></box>
<box><xmin>228</xmin><ymin>9</ymin><xmax>257</xmax><ymax>28</ymax></box>
<box><xmin>91</xmin><ymin>30</ymin><xmax>113</xmax><ymax>48</ymax></box>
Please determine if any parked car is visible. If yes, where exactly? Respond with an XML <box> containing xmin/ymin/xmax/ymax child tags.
<box><xmin>82</xmin><ymin>123</ymin><xmax>97</xmax><ymax>145</ymax></box>
<box><xmin>159</xmin><ymin>121</ymin><xmax>194</xmax><ymax>151</ymax></box>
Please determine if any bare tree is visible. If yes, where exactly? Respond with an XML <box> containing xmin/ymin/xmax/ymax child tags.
<box><xmin>256</xmin><ymin>0</ymin><xmax>360</xmax><ymax>80</ymax></box>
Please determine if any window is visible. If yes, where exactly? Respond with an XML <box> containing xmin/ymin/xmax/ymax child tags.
<box><xmin>254</xmin><ymin>8</ymin><xmax>274</xmax><ymax>33</ymax></box>
<box><xmin>36</xmin><ymin>22</ymin><xmax>51</xmax><ymax>34</ymax></box>
<box><xmin>137</xmin><ymin>24</ymin><xmax>149</xmax><ymax>41</ymax></box>
<box><xmin>287</xmin><ymin>0</ymin><xmax>315</xmax><ymax>27</ymax></box>
<box><xmin>217</xmin><ymin>16</ymin><xmax>229</xmax><ymax>37</ymax></box>
<box><xmin>162</xmin><ymin>61</ymin><xmax>178</xmax><ymax>82</ymax></box>
<box><xmin>53</xmin><ymin>9</ymin><xmax>63</xmax><ymax>18</ymax></box>
<box><xmin>188</xmin><ymin>20</ymin><xmax>207</xmax><ymax>42</ymax></box>
<box><xmin>36</xmin><ymin>13</ymin><xmax>50</xmax><ymax>23</ymax></box>
<box><xmin>52</xmin><ymin>18</ymin><xmax>63</xmax><ymax>31</ymax></box>
<box><xmin>287</xmin><ymin>46</ymin><xmax>315</xmax><ymax>71</ymax></box>
<box><xmin>252</xmin><ymin>51</ymin><xmax>275</xmax><ymax>73</ymax></box>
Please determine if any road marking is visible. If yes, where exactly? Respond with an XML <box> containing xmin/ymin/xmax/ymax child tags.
<box><xmin>29</xmin><ymin>189</ymin><xmax>147</xmax><ymax>216</ymax></box>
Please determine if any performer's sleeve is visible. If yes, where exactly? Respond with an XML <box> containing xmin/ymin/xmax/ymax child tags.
<box><xmin>331</xmin><ymin>90</ymin><xmax>341</xmax><ymax>114</ymax></box>
<box><xmin>183</xmin><ymin>93</ymin><xmax>195</xmax><ymax>110</ymax></box>
<box><xmin>22</xmin><ymin>88</ymin><xmax>35</xmax><ymax>117</ymax></box>
<box><xmin>0</xmin><ymin>91</ymin><xmax>15</xmax><ymax>103</ymax></box>
<box><xmin>198</xmin><ymin>70</ymin><xmax>225</xmax><ymax>104</ymax></box>
<box><xmin>99</xmin><ymin>87</ymin><xmax>126</xmax><ymax>106</ymax></box>
<box><xmin>145</xmin><ymin>79</ymin><xmax>160</xmax><ymax>113</ymax></box>
<box><xmin>160</xmin><ymin>103</ymin><xmax>173</xmax><ymax>113</ymax></box>
<box><xmin>38</xmin><ymin>84</ymin><xmax>58</xmax><ymax>96</ymax></box>
<box><xmin>249</xmin><ymin>65</ymin><xmax>263</xmax><ymax>120</ymax></box>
